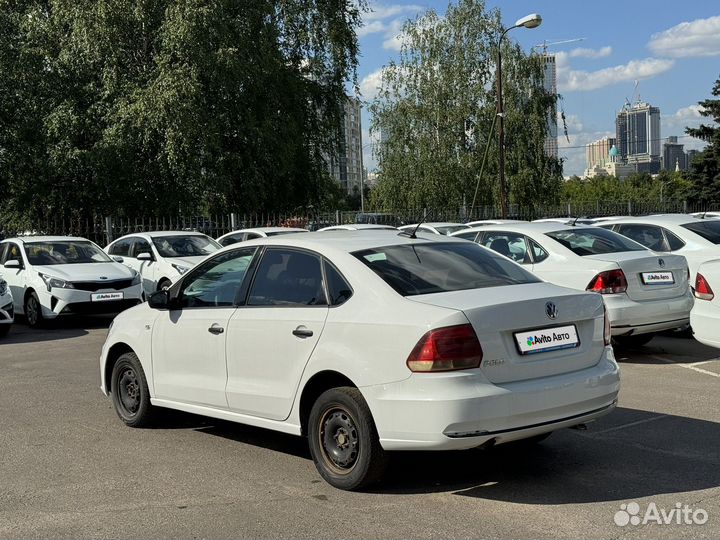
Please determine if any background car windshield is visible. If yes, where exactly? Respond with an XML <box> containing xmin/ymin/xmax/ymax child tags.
<box><xmin>152</xmin><ymin>235</ymin><xmax>220</xmax><ymax>257</ymax></box>
<box><xmin>681</xmin><ymin>220</ymin><xmax>720</xmax><ymax>244</ymax></box>
<box><xmin>353</xmin><ymin>242</ymin><xmax>539</xmax><ymax>296</ymax></box>
<box><xmin>435</xmin><ymin>225</ymin><xmax>468</xmax><ymax>235</ymax></box>
<box><xmin>25</xmin><ymin>241</ymin><xmax>113</xmax><ymax>265</ymax></box>
<box><xmin>546</xmin><ymin>228</ymin><xmax>646</xmax><ymax>256</ymax></box>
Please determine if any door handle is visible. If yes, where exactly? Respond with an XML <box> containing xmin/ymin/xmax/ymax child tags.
<box><xmin>208</xmin><ymin>324</ymin><xmax>224</xmax><ymax>335</ymax></box>
<box><xmin>292</xmin><ymin>326</ymin><xmax>313</xmax><ymax>338</ymax></box>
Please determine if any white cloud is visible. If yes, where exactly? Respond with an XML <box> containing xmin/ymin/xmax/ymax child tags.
<box><xmin>662</xmin><ymin>105</ymin><xmax>708</xmax><ymax>151</ymax></box>
<box><xmin>357</xmin><ymin>20</ymin><xmax>386</xmax><ymax>38</ymax></box>
<box><xmin>360</xmin><ymin>68</ymin><xmax>383</xmax><ymax>100</ymax></box>
<box><xmin>568</xmin><ymin>46</ymin><xmax>612</xmax><ymax>59</ymax></box>
<box><xmin>358</xmin><ymin>2</ymin><xmax>422</xmax><ymax>41</ymax></box>
<box><xmin>557</xmin><ymin>57</ymin><xmax>674</xmax><ymax>92</ymax></box>
<box><xmin>648</xmin><ymin>15</ymin><xmax>720</xmax><ymax>58</ymax></box>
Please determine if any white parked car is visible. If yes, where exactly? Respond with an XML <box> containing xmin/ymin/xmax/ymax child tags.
<box><xmin>597</xmin><ymin>215</ymin><xmax>720</xmax><ymax>280</ymax></box>
<box><xmin>452</xmin><ymin>223</ymin><xmax>693</xmax><ymax>347</ymax></box>
<box><xmin>690</xmin><ymin>211</ymin><xmax>720</xmax><ymax>219</ymax></box>
<box><xmin>0</xmin><ymin>276</ymin><xmax>13</xmax><ymax>337</ymax></box>
<box><xmin>100</xmin><ymin>231</ymin><xmax>619</xmax><ymax>490</ymax></box>
<box><xmin>216</xmin><ymin>227</ymin><xmax>308</xmax><ymax>247</ymax></box>
<box><xmin>398</xmin><ymin>222</ymin><xmax>470</xmax><ymax>235</ymax></box>
<box><xmin>105</xmin><ymin>231</ymin><xmax>221</xmax><ymax>294</ymax></box>
<box><xmin>533</xmin><ymin>217</ymin><xmax>599</xmax><ymax>225</ymax></box>
<box><xmin>317</xmin><ymin>224</ymin><xmax>397</xmax><ymax>231</ymax></box>
<box><xmin>465</xmin><ymin>219</ymin><xmax>527</xmax><ymax>227</ymax></box>
<box><xmin>0</xmin><ymin>236</ymin><xmax>143</xmax><ymax>328</ymax></box>
<box><xmin>690</xmin><ymin>259</ymin><xmax>720</xmax><ymax>349</ymax></box>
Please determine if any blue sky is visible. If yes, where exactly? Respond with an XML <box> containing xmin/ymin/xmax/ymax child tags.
<box><xmin>356</xmin><ymin>1</ymin><xmax>719</xmax><ymax>176</ymax></box>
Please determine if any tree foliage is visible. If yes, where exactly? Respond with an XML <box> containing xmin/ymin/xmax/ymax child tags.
<box><xmin>560</xmin><ymin>171</ymin><xmax>692</xmax><ymax>205</ymax></box>
<box><xmin>368</xmin><ymin>0</ymin><xmax>562</xmax><ymax>214</ymax></box>
<box><xmin>685</xmin><ymin>74</ymin><xmax>720</xmax><ymax>204</ymax></box>
<box><xmin>0</xmin><ymin>0</ymin><xmax>365</xmax><ymax>226</ymax></box>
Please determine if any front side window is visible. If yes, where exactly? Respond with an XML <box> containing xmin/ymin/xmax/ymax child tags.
<box><xmin>481</xmin><ymin>232</ymin><xmax>530</xmax><ymax>263</ymax></box>
<box><xmin>617</xmin><ymin>224</ymin><xmax>665</xmax><ymax>251</ymax></box>
<box><xmin>180</xmin><ymin>248</ymin><xmax>257</xmax><ymax>308</ymax></box>
<box><xmin>681</xmin><ymin>221</ymin><xmax>720</xmax><ymax>244</ymax></box>
<box><xmin>152</xmin><ymin>235</ymin><xmax>220</xmax><ymax>258</ymax></box>
<box><xmin>24</xmin><ymin>241</ymin><xmax>113</xmax><ymax>265</ymax></box>
<box><xmin>546</xmin><ymin>228</ymin><xmax>646</xmax><ymax>256</ymax></box>
<box><xmin>219</xmin><ymin>233</ymin><xmax>244</xmax><ymax>247</ymax></box>
<box><xmin>354</xmin><ymin>242</ymin><xmax>539</xmax><ymax>297</ymax></box>
<box><xmin>109</xmin><ymin>238</ymin><xmax>132</xmax><ymax>257</ymax></box>
<box><xmin>248</xmin><ymin>248</ymin><xmax>327</xmax><ymax>306</ymax></box>
<box><xmin>1</xmin><ymin>243</ymin><xmax>22</xmax><ymax>264</ymax></box>
<box><xmin>132</xmin><ymin>238</ymin><xmax>153</xmax><ymax>257</ymax></box>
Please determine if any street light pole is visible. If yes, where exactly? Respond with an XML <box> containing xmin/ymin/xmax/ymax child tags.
<box><xmin>496</xmin><ymin>13</ymin><xmax>542</xmax><ymax>219</ymax></box>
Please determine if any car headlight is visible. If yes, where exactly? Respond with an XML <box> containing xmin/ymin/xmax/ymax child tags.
<box><xmin>130</xmin><ymin>271</ymin><xmax>141</xmax><ymax>286</ymax></box>
<box><xmin>0</xmin><ymin>279</ymin><xmax>7</xmax><ymax>296</ymax></box>
<box><xmin>39</xmin><ymin>273</ymin><xmax>74</xmax><ymax>292</ymax></box>
<box><xmin>171</xmin><ymin>264</ymin><xmax>190</xmax><ymax>275</ymax></box>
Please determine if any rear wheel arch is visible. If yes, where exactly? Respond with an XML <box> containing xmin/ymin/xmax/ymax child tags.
<box><xmin>105</xmin><ymin>343</ymin><xmax>135</xmax><ymax>392</ymax></box>
<box><xmin>299</xmin><ymin>371</ymin><xmax>358</xmax><ymax>436</ymax></box>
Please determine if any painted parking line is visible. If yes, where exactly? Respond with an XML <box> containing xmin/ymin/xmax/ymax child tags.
<box><xmin>652</xmin><ymin>355</ymin><xmax>720</xmax><ymax>378</ymax></box>
<box><xmin>588</xmin><ymin>414</ymin><xmax>668</xmax><ymax>435</ymax></box>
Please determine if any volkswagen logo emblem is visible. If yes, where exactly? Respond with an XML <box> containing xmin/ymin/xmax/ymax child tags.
<box><xmin>658</xmin><ymin>258</ymin><xmax>665</xmax><ymax>268</ymax></box>
<box><xmin>545</xmin><ymin>301</ymin><xmax>558</xmax><ymax>320</ymax></box>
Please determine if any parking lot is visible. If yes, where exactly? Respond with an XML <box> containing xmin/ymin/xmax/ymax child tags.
<box><xmin>1</xmin><ymin>318</ymin><xmax>719</xmax><ymax>539</ymax></box>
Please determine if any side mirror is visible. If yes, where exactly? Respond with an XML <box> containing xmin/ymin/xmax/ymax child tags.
<box><xmin>3</xmin><ymin>260</ymin><xmax>21</xmax><ymax>269</ymax></box>
<box><xmin>112</xmin><ymin>256</ymin><xmax>124</xmax><ymax>263</ymax></box>
<box><xmin>148</xmin><ymin>290</ymin><xmax>169</xmax><ymax>310</ymax></box>
<box><xmin>137</xmin><ymin>252</ymin><xmax>153</xmax><ymax>261</ymax></box>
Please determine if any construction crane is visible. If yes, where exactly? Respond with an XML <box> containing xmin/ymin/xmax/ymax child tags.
<box><xmin>532</xmin><ymin>38</ymin><xmax>586</xmax><ymax>55</ymax></box>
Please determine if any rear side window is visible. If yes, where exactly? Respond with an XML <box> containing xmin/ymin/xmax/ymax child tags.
<box><xmin>546</xmin><ymin>227</ymin><xmax>646</xmax><ymax>256</ymax></box>
<box><xmin>353</xmin><ymin>242</ymin><xmax>539</xmax><ymax>297</ymax></box>
<box><xmin>665</xmin><ymin>230</ymin><xmax>686</xmax><ymax>251</ymax></box>
<box><xmin>616</xmin><ymin>224</ymin><xmax>665</xmax><ymax>251</ymax></box>
<box><xmin>453</xmin><ymin>231</ymin><xmax>478</xmax><ymax>241</ymax></box>
<box><xmin>248</xmin><ymin>248</ymin><xmax>327</xmax><ymax>306</ymax></box>
<box><xmin>323</xmin><ymin>261</ymin><xmax>353</xmax><ymax>306</ymax></box>
<box><xmin>480</xmin><ymin>232</ymin><xmax>529</xmax><ymax>264</ymax></box>
<box><xmin>529</xmin><ymin>239</ymin><xmax>549</xmax><ymax>263</ymax></box>
<box><xmin>681</xmin><ymin>221</ymin><xmax>720</xmax><ymax>244</ymax></box>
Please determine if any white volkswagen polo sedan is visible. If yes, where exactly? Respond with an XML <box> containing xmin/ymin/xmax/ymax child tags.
<box><xmin>100</xmin><ymin>231</ymin><xmax>619</xmax><ymax>490</ymax></box>
<box><xmin>0</xmin><ymin>237</ymin><xmax>142</xmax><ymax>327</ymax></box>
<box><xmin>452</xmin><ymin>223</ymin><xmax>693</xmax><ymax>347</ymax></box>
<box><xmin>690</xmin><ymin>259</ymin><xmax>720</xmax><ymax>349</ymax></box>
<box><xmin>106</xmin><ymin>231</ymin><xmax>221</xmax><ymax>294</ymax></box>
<box><xmin>216</xmin><ymin>227</ymin><xmax>308</xmax><ymax>247</ymax></box>
<box><xmin>0</xmin><ymin>276</ymin><xmax>13</xmax><ymax>337</ymax></box>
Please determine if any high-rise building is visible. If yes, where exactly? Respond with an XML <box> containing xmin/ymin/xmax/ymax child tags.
<box><xmin>584</xmin><ymin>144</ymin><xmax>634</xmax><ymax>180</ymax></box>
<box><xmin>540</xmin><ymin>55</ymin><xmax>558</xmax><ymax>159</ymax></box>
<box><xmin>686</xmin><ymin>149</ymin><xmax>700</xmax><ymax>169</ymax></box>
<box><xmin>615</xmin><ymin>101</ymin><xmax>661</xmax><ymax>174</ymax></box>
<box><xmin>328</xmin><ymin>97</ymin><xmax>364</xmax><ymax>194</ymax></box>
<box><xmin>585</xmin><ymin>136</ymin><xmax>616</xmax><ymax>170</ymax></box>
<box><xmin>662</xmin><ymin>136</ymin><xmax>686</xmax><ymax>171</ymax></box>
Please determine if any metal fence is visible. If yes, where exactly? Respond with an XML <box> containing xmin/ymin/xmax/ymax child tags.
<box><xmin>2</xmin><ymin>200</ymin><xmax>719</xmax><ymax>246</ymax></box>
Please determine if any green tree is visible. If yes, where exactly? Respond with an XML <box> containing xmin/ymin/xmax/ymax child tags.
<box><xmin>685</xmin><ymin>75</ymin><xmax>720</xmax><ymax>204</ymax></box>
<box><xmin>0</xmin><ymin>0</ymin><xmax>365</xmax><ymax>229</ymax></box>
<box><xmin>368</xmin><ymin>0</ymin><xmax>561</xmax><ymax>215</ymax></box>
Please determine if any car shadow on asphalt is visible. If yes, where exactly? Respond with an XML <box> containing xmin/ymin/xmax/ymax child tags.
<box><xmin>372</xmin><ymin>406</ymin><xmax>720</xmax><ymax>502</ymax></box>
<box><xmin>192</xmin><ymin>419</ymin><xmax>311</xmax><ymax>459</ymax></box>
<box><xmin>614</xmin><ymin>334</ymin><xmax>720</xmax><ymax>365</ymax></box>
<box><xmin>1</xmin><ymin>316</ymin><xmax>113</xmax><ymax>344</ymax></box>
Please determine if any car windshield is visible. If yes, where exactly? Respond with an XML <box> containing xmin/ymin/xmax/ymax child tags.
<box><xmin>152</xmin><ymin>235</ymin><xmax>220</xmax><ymax>258</ymax></box>
<box><xmin>435</xmin><ymin>225</ymin><xmax>469</xmax><ymax>235</ymax></box>
<box><xmin>265</xmin><ymin>230</ymin><xmax>307</xmax><ymax>237</ymax></box>
<box><xmin>546</xmin><ymin>227</ymin><xmax>646</xmax><ymax>256</ymax></box>
<box><xmin>25</xmin><ymin>241</ymin><xmax>113</xmax><ymax>265</ymax></box>
<box><xmin>681</xmin><ymin>220</ymin><xmax>720</xmax><ymax>244</ymax></box>
<box><xmin>353</xmin><ymin>242</ymin><xmax>540</xmax><ymax>296</ymax></box>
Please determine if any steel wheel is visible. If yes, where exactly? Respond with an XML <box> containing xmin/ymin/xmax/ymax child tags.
<box><xmin>110</xmin><ymin>352</ymin><xmax>156</xmax><ymax>427</ymax></box>
<box><xmin>318</xmin><ymin>406</ymin><xmax>360</xmax><ymax>474</ymax></box>
<box><xmin>117</xmin><ymin>366</ymin><xmax>141</xmax><ymax>417</ymax></box>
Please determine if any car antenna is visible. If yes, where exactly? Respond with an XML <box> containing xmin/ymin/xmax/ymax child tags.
<box><xmin>700</xmin><ymin>211</ymin><xmax>707</xmax><ymax>219</ymax></box>
<box><xmin>569</xmin><ymin>215</ymin><xmax>579</xmax><ymax>227</ymax></box>
<box><xmin>399</xmin><ymin>210</ymin><xmax>430</xmax><ymax>239</ymax></box>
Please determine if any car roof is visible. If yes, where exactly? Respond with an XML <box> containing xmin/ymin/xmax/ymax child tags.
<box><xmin>318</xmin><ymin>224</ymin><xmax>396</xmax><ymax>231</ymax></box>
<box><xmin>3</xmin><ymin>236</ymin><xmax>93</xmax><ymax>244</ymax></box>
<box><xmin>114</xmin><ymin>230</ymin><xmax>211</xmax><ymax>240</ymax></box>
<box><xmin>451</xmin><ymin>222</ymin><xmax>579</xmax><ymax>236</ymax></box>
<box><xmin>223</xmin><ymin>227</ymin><xmax>308</xmax><ymax>235</ymax></box>
<box><xmin>466</xmin><ymin>219</ymin><xmax>527</xmax><ymax>225</ymax></box>
<box><xmin>400</xmin><ymin>222</ymin><xmax>468</xmax><ymax>229</ymax></box>
<box><xmin>595</xmin><ymin>214</ymin><xmax>707</xmax><ymax>226</ymax></box>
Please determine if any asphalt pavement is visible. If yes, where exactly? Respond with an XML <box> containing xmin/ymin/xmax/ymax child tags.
<box><xmin>1</xmin><ymin>318</ymin><xmax>719</xmax><ymax>539</ymax></box>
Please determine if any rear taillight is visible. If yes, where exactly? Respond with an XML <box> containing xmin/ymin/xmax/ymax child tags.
<box><xmin>587</xmin><ymin>270</ymin><xmax>628</xmax><ymax>294</ymax></box>
<box><xmin>406</xmin><ymin>324</ymin><xmax>483</xmax><ymax>372</ymax></box>
<box><xmin>603</xmin><ymin>302</ymin><xmax>612</xmax><ymax>346</ymax></box>
<box><xmin>695</xmin><ymin>273</ymin><xmax>715</xmax><ymax>301</ymax></box>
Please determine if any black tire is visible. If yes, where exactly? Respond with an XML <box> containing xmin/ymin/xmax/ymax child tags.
<box><xmin>612</xmin><ymin>333</ymin><xmax>655</xmax><ymax>348</ymax></box>
<box><xmin>24</xmin><ymin>291</ymin><xmax>45</xmax><ymax>328</ymax></box>
<box><xmin>110</xmin><ymin>352</ymin><xmax>156</xmax><ymax>428</ymax></box>
<box><xmin>157</xmin><ymin>279</ymin><xmax>171</xmax><ymax>292</ymax></box>
<box><xmin>0</xmin><ymin>324</ymin><xmax>10</xmax><ymax>338</ymax></box>
<box><xmin>308</xmin><ymin>387</ymin><xmax>388</xmax><ymax>490</ymax></box>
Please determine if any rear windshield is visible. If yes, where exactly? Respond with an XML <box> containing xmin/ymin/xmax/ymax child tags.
<box><xmin>546</xmin><ymin>227</ymin><xmax>646</xmax><ymax>256</ymax></box>
<box><xmin>353</xmin><ymin>242</ymin><xmax>540</xmax><ymax>296</ymax></box>
<box><xmin>434</xmin><ymin>225</ymin><xmax>469</xmax><ymax>235</ymax></box>
<box><xmin>681</xmin><ymin>221</ymin><xmax>720</xmax><ymax>244</ymax></box>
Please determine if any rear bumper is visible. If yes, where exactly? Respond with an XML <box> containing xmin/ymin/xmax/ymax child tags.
<box><xmin>605</xmin><ymin>290</ymin><xmax>693</xmax><ymax>336</ymax></box>
<box><xmin>691</xmin><ymin>300</ymin><xmax>720</xmax><ymax>349</ymax></box>
<box><xmin>361</xmin><ymin>347</ymin><xmax>620</xmax><ymax>451</ymax></box>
